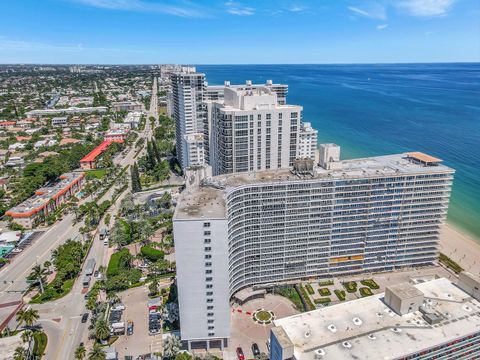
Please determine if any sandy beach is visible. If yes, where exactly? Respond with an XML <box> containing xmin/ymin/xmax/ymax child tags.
<box><xmin>439</xmin><ymin>223</ymin><xmax>480</xmax><ymax>276</ymax></box>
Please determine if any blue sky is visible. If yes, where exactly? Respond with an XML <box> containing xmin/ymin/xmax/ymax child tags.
<box><xmin>0</xmin><ymin>0</ymin><xmax>479</xmax><ymax>64</ymax></box>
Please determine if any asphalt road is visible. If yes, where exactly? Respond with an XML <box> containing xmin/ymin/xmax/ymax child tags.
<box><xmin>33</xmin><ymin>82</ymin><xmax>159</xmax><ymax>360</ymax></box>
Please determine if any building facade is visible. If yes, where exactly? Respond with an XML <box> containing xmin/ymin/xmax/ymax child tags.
<box><xmin>173</xmin><ymin>149</ymin><xmax>454</xmax><ymax>346</ymax></box>
<box><xmin>208</xmin><ymin>86</ymin><xmax>303</xmax><ymax>175</ymax></box>
<box><xmin>6</xmin><ymin>172</ymin><xmax>84</xmax><ymax>228</ymax></box>
<box><xmin>298</xmin><ymin>122</ymin><xmax>318</xmax><ymax>160</ymax></box>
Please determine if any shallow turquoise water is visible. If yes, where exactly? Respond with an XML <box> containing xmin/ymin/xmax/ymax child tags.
<box><xmin>197</xmin><ymin>63</ymin><xmax>480</xmax><ymax>239</ymax></box>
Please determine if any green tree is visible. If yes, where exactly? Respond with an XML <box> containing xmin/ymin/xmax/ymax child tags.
<box><xmin>131</xmin><ymin>162</ymin><xmax>142</xmax><ymax>193</ymax></box>
<box><xmin>88</xmin><ymin>343</ymin><xmax>106</xmax><ymax>360</ymax></box>
<box><xmin>148</xmin><ymin>279</ymin><xmax>159</xmax><ymax>296</ymax></box>
<box><xmin>27</xmin><ymin>264</ymin><xmax>47</xmax><ymax>284</ymax></box>
<box><xmin>163</xmin><ymin>335</ymin><xmax>182</xmax><ymax>359</ymax></box>
<box><xmin>95</xmin><ymin>319</ymin><xmax>110</xmax><ymax>341</ymax></box>
<box><xmin>15</xmin><ymin>308</ymin><xmax>39</xmax><ymax>329</ymax></box>
<box><xmin>13</xmin><ymin>347</ymin><xmax>29</xmax><ymax>360</ymax></box>
<box><xmin>151</xmin><ymin>138</ymin><xmax>161</xmax><ymax>163</ymax></box>
<box><xmin>75</xmin><ymin>343</ymin><xmax>86</xmax><ymax>360</ymax></box>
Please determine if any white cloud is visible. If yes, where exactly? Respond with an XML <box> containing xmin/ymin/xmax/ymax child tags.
<box><xmin>0</xmin><ymin>37</ymin><xmax>152</xmax><ymax>54</ymax></box>
<box><xmin>348</xmin><ymin>4</ymin><xmax>387</xmax><ymax>20</ymax></box>
<box><xmin>70</xmin><ymin>0</ymin><xmax>206</xmax><ymax>17</ymax></box>
<box><xmin>289</xmin><ymin>5</ymin><xmax>306</xmax><ymax>13</ymax></box>
<box><xmin>225</xmin><ymin>1</ymin><xmax>255</xmax><ymax>16</ymax></box>
<box><xmin>377</xmin><ymin>23</ymin><xmax>389</xmax><ymax>30</ymax></box>
<box><xmin>395</xmin><ymin>0</ymin><xmax>456</xmax><ymax>17</ymax></box>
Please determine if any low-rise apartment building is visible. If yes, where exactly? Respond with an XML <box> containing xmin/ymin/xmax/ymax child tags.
<box><xmin>5</xmin><ymin>172</ymin><xmax>84</xmax><ymax>228</ymax></box>
<box><xmin>270</xmin><ymin>276</ymin><xmax>480</xmax><ymax>360</ymax></box>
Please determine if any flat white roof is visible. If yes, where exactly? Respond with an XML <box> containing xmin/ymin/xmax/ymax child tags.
<box><xmin>273</xmin><ymin>278</ymin><xmax>480</xmax><ymax>360</ymax></box>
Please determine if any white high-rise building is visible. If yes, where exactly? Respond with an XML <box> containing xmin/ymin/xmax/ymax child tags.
<box><xmin>207</xmin><ymin>85</ymin><xmax>304</xmax><ymax>175</ymax></box>
<box><xmin>298</xmin><ymin>122</ymin><xmax>318</xmax><ymax>160</ymax></box>
<box><xmin>173</xmin><ymin>149</ymin><xmax>454</xmax><ymax>349</ymax></box>
<box><xmin>170</xmin><ymin>72</ymin><xmax>292</xmax><ymax>170</ymax></box>
<box><xmin>171</xmin><ymin>67</ymin><xmax>207</xmax><ymax>169</ymax></box>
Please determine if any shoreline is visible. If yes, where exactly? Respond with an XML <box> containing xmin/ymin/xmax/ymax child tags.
<box><xmin>439</xmin><ymin>222</ymin><xmax>480</xmax><ymax>276</ymax></box>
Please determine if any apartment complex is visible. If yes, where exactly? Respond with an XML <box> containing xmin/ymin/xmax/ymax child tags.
<box><xmin>270</xmin><ymin>276</ymin><xmax>480</xmax><ymax>360</ymax></box>
<box><xmin>298</xmin><ymin>122</ymin><xmax>318</xmax><ymax>160</ymax></box>
<box><xmin>80</xmin><ymin>140</ymin><xmax>122</xmax><ymax>170</ymax></box>
<box><xmin>173</xmin><ymin>148</ymin><xmax>454</xmax><ymax>347</ymax></box>
<box><xmin>171</xmin><ymin>67</ymin><xmax>207</xmax><ymax>169</ymax></box>
<box><xmin>6</xmin><ymin>172</ymin><xmax>84</xmax><ymax>228</ymax></box>
<box><xmin>170</xmin><ymin>67</ymin><xmax>303</xmax><ymax>171</ymax></box>
<box><xmin>208</xmin><ymin>85</ymin><xmax>303</xmax><ymax>175</ymax></box>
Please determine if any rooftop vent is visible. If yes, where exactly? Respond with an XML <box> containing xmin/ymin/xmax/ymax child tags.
<box><xmin>304</xmin><ymin>330</ymin><xmax>311</xmax><ymax>338</ymax></box>
<box><xmin>391</xmin><ymin>327</ymin><xmax>402</xmax><ymax>333</ymax></box>
<box><xmin>327</xmin><ymin>324</ymin><xmax>337</xmax><ymax>333</ymax></box>
<box><xmin>342</xmin><ymin>341</ymin><xmax>352</xmax><ymax>349</ymax></box>
<box><xmin>463</xmin><ymin>305</ymin><xmax>473</xmax><ymax>312</ymax></box>
<box><xmin>315</xmin><ymin>349</ymin><xmax>325</xmax><ymax>357</ymax></box>
<box><xmin>368</xmin><ymin>334</ymin><xmax>376</xmax><ymax>340</ymax></box>
<box><xmin>376</xmin><ymin>312</ymin><xmax>383</xmax><ymax>318</ymax></box>
<box><xmin>352</xmin><ymin>317</ymin><xmax>363</xmax><ymax>326</ymax></box>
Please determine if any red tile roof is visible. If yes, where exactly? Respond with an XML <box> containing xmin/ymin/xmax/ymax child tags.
<box><xmin>80</xmin><ymin>139</ymin><xmax>123</xmax><ymax>163</ymax></box>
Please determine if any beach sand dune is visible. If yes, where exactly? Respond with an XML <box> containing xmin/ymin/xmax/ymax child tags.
<box><xmin>439</xmin><ymin>223</ymin><xmax>480</xmax><ymax>276</ymax></box>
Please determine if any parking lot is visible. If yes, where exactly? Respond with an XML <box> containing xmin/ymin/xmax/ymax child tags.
<box><xmin>114</xmin><ymin>285</ymin><xmax>166</xmax><ymax>358</ymax></box>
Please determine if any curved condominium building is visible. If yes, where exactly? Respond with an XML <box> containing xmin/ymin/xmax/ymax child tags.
<box><xmin>173</xmin><ymin>147</ymin><xmax>454</xmax><ymax>349</ymax></box>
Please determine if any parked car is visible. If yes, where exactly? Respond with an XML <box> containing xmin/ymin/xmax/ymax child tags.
<box><xmin>81</xmin><ymin>313</ymin><xmax>89</xmax><ymax>323</ymax></box>
<box><xmin>252</xmin><ymin>343</ymin><xmax>260</xmax><ymax>357</ymax></box>
<box><xmin>112</xmin><ymin>303</ymin><xmax>125</xmax><ymax>311</ymax></box>
<box><xmin>236</xmin><ymin>347</ymin><xmax>245</xmax><ymax>360</ymax></box>
<box><xmin>127</xmin><ymin>320</ymin><xmax>134</xmax><ymax>335</ymax></box>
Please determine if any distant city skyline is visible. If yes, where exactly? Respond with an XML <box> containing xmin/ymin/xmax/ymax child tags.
<box><xmin>0</xmin><ymin>0</ymin><xmax>479</xmax><ymax>64</ymax></box>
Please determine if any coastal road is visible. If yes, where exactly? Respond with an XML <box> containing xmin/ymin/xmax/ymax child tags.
<box><xmin>34</xmin><ymin>135</ymin><xmax>143</xmax><ymax>360</ymax></box>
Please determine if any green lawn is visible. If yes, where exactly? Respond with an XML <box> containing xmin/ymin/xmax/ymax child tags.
<box><xmin>33</xmin><ymin>330</ymin><xmax>48</xmax><ymax>358</ymax></box>
<box><xmin>254</xmin><ymin>310</ymin><xmax>272</xmax><ymax>322</ymax></box>
<box><xmin>439</xmin><ymin>253</ymin><xmax>464</xmax><ymax>274</ymax></box>
<box><xmin>275</xmin><ymin>286</ymin><xmax>304</xmax><ymax>312</ymax></box>
<box><xmin>85</xmin><ymin>169</ymin><xmax>108</xmax><ymax>180</ymax></box>
<box><xmin>29</xmin><ymin>278</ymin><xmax>75</xmax><ymax>304</ymax></box>
<box><xmin>342</xmin><ymin>281</ymin><xmax>358</xmax><ymax>293</ymax></box>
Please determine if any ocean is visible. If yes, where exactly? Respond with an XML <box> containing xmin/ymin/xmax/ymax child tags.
<box><xmin>195</xmin><ymin>63</ymin><xmax>480</xmax><ymax>240</ymax></box>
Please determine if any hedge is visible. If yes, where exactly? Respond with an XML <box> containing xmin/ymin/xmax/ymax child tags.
<box><xmin>140</xmin><ymin>245</ymin><xmax>165</xmax><ymax>262</ymax></box>
<box><xmin>318</xmin><ymin>287</ymin><xmax>331</xmax><ymax>296</ymax></box>
<box><xmin>305</xmin><ymin>284</ymin><xmax>315</xmax><ymax>295</ymax></box>
<box><xmin>439</xmin><ymin>253</ymin><xmax>464</xmax><ymax>274</ymax></box>
<box><xmin>360</xmin><ymin>287</ymin><xmax>374</xmax><ymax>297</ymax></box>
<box><xmin>334</xmin><ymin>289</ymin><xmax>346</xmax><ymax>301</ymax></box>
<box><xmin>342</xmin><ymin>281</ymin><xmax>358</xmax><ymax>293</ymax></box>
<box><xmin>319</xmin><ymin>280</ymin><xmax>334</xmax><ymax>286</ymax></box>
<box><xmin>360</xmin><ymin>279</ymin><xmax>380</xmax><ymax>290</ymax></box>
<box><xmin>314</xmin><ymin>297</ymin><xmax>331</xmax><ymax>305</ymax></box>
<box><xmin>107</xmin><ymin>249</ymin><xmax>130</xmax><ymax>276</ymax></box>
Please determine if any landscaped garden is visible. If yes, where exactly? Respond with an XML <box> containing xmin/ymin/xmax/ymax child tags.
<box><xmin>342</xmin><ymin>281</ymin><xmax>358</xmax><ymax>293</ymax></box>
<box><xmin>253</xmin><ymin>310</ymin><xmax>274</xmax><ymax>323</ymax></box>
<box><xmin>318</xmin><ymin>287</ymin><xmax>331</xmax><ymax>296</ymax></box>
<box><xmin>360</xmin><ymin>279</ymin><xmax>379</xmax><ymax>289</ymax></box>
<box><xmin>334</xmin><ymin>289</ymin><xmax>346</xmax><ymax>301</ymax></box>
<box><xmin>360</xmin><ymin>287</ymin><xmax>374</xmax><ymax>297</ymax></box>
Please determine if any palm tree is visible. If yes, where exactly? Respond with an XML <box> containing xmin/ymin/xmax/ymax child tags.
<box><xmin>43</xmin><ymin>261</ymin><xmax>52</xmax><ymax>274</ymax></box>
<box><xmin>75</xmin><ymin>343</ymin><xmax>86</xmax><ymax>360</ymax></box>
<box><xmin>13</xmin><ymin>346</ymin><xmax>29</xmax><ymax>360</ymax></box>
<box><xmin>95</xmin><ymin>319</ymin><xmax>110</xmax><ymax>341</ymax></box>
<box><xmin>88</xmin><ymin>343</ymin><xmax>106</xmax><ymax>360</ymax></box>
<box><xmin>20</xmin><ymin>330</ymin><xmax>32</xmax><ymax>345</ymax></box>
<box><xmin>16</xmin><ymin>308</ymin><xmax>39</xmax><ymax>329</ymax></box>
<box><xmin>28</xmin><ymin>265</ymin><xmax>47</xmax><ymax>283</ymax></box>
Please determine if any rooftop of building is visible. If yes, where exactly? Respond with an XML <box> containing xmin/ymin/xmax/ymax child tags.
<box><xmin>5</xmin><ymin>172</ymin><xmax>84</xmax><ymax>217</ymax></box>
<box><xmin>174</xmin><ymin>151</ymin><xmax>454</xmax><ymax>220</ymax></box>
<box><xmin>272</xmin><ymin>277</ymin><xmax>480</xmax><ymax>360</ymax></box>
